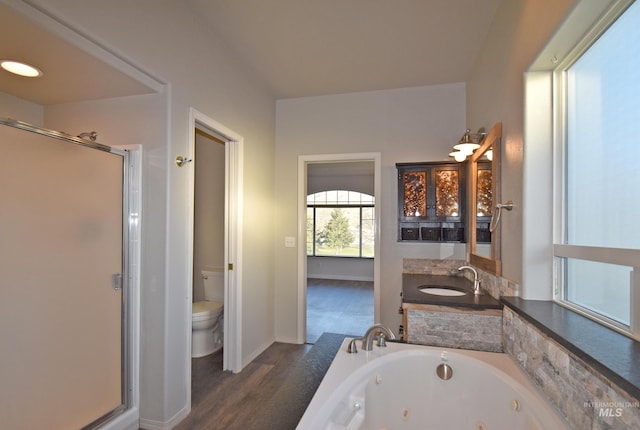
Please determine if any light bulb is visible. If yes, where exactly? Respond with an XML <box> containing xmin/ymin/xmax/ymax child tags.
<box><xmin>449</xmin><ymin>151</ymin><xmax>467</xmax><ymax>162</ymax></box>
<box><xmin>0</xmin><ymin>60</ymin><xmax>43</xmax><ymax>77</ymax></box>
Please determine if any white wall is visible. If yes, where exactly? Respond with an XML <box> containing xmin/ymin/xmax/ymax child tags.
<box><xmin>275</xmin><ymin>84</ymin><xmax>467</xmax><ymax>342</ymax></box>
<box><xmin>466</xmin><ymin>0</ymin><xmax>575</xmax><ymax>285</ymax></box>
<box><xmin>23</xmin><ymin>0</ymin><xmax>277</xmax><ymax>427</ymax></box>
<box><xmin>0</xmin><ymin>92</ymin><xmax>44</xmax><ymax>123</ymax></box>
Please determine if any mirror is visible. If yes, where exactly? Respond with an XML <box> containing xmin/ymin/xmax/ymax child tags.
<box><xmin>468</xmin><ymin>122</ymin><xmax>502</xmax><ymax>275</ymax></box>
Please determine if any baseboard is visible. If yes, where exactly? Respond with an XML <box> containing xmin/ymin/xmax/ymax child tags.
<box><xmin>274</xmin><ymin>335</ymin><xmax>303</xmax><ymax>344</ymax></box>
<box><xmin>139</xmin><ymin>405</ymin><xmax>189</xmax><ymax>430</ymax></box>
<box><xmin>242</xmin><ymin>337</ymin><xmax>276</xmax><ymax>368</ymax></box>
<box><xmin>307</xmin><ymin>275</ymin><xmax>374</xmax><ymax>282</ymax></box>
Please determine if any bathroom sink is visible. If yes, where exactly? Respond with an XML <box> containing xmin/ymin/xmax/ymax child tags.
<box><xmin>419</xmin><ymin>287</ymin><xmax>467</xmax><ymax>297</ymax></box>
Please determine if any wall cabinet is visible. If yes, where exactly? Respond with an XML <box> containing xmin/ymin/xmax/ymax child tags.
<box><xmin>396</xmin><ymin>162</ymin><xmax>466</xmax><ymax>242</ymax></box>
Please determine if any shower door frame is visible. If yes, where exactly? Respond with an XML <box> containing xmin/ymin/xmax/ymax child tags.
<box><xmin>0</xmin><ymin>117</ymin><xmax>138</xmax><ymax>430</ymax></box>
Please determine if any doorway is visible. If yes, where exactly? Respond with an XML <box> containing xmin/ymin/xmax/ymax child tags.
<box><xmin>297</xmin><ymin>153</ymin><xmax>381</xmax><ymax>344</ymax></box>
<box><xmin>186</xmin><ymin>108</ymin><xmax>244</xmax><ymax>410</ymax></box>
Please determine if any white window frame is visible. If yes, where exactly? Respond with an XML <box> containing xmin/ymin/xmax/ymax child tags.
<box><xmin>306</xmin><ymin>190</ymin><xmax>375</xmax><ymax>259</ymax></box>
<box><xmin>551</xmin><ymin>0</ymin><xmax>640</xmax><ymax>340</ymax></box>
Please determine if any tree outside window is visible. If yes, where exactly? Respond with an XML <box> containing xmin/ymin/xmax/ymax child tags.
<box><xmin>307</xmin><ymin>191</ymin><xmax>374</xmax><ymax>258</ymax></box>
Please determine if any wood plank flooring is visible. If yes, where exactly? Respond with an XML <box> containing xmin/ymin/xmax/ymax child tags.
<box><xmin>171</xmin><ymin>279</ymin><xmax>371</xmax><ymax>429</ymax></box>
<box><xmin>173</xmin><ymin>342</ymin><xmax>312</xmax><ymax>430</ymax></box>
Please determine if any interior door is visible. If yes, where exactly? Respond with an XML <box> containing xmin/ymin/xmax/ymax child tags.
<box><xmin>0</xmin><ymin>120</ymin><xmax>126</xmax><ymax>429</ymax></box>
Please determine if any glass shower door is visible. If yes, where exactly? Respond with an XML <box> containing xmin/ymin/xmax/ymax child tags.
<box><xmin>0</xmin><ymin>120</ymin><xmax>127</xmax><ymax>429</ymax></box>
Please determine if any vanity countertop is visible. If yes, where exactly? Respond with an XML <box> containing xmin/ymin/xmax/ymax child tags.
<box><xmin>402</xmin><ymin>273</ymin><xmax>502</xmax><ymax>310</ymax></box>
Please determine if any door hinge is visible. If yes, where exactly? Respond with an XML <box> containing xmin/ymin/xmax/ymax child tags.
<box><xmin>228</xmin><ymin>263</ymin><xmax>234</xmax><ymax>271</ymax></box>
<box><xmin>112</xmin><ymin>273</ymin><xmax>123</xmax><ymax>291</ymax></box>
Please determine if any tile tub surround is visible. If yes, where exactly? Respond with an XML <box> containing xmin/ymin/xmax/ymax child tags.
<box><xmin>503</xmin><ymin>303</ymin><xmax>640</xmax><ymax>430</ymax></box>
<box><xmin>404</xmin><ymin>303</ymin><xmax>503</xmax><ymax>352</ymax></box>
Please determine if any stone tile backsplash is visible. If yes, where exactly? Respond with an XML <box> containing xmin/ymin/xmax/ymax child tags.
<box><xmin>402</xmin><ymin>258</ymin><xmax>465</xmax><ymax>275</ymax></box>
<box><xmin>402</xmin><ymin>258</ymin><xmax>519</xmax><ymax>299</ymax></box>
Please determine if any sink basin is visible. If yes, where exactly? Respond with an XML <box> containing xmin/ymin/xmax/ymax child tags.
<box><xmin>419</xmin><ymin>287</ymin><xmax>467</xmax><ymax>297</ymax></box>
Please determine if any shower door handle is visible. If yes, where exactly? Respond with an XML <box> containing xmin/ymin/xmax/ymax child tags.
<box><xmin>112</xmin><ymin>273</ymin><xmax>122</xmax><ymax>291</ymax></box>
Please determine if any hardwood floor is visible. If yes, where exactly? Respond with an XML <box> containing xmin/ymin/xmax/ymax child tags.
<box><xmin>173</xmin><ymin>342</ymin><xmax>312</xmax><ymax>430</ymax></box>
<box><xmin>170</xmin><ymin>280</ymin><xmax>371</xmax><ymax>429</ymax></box>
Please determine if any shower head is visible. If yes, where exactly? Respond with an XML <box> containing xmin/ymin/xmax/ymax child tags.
<box><xmin>77</xmin><ymin>131</ymin><xmax>98</xmax><ymax>142</ymax></box>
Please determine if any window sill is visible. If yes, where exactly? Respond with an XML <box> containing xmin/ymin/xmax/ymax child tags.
<box><xmin>501</xmin><ymin>296</ymin><xmax>640</xmax><ymax>400</ymax></box>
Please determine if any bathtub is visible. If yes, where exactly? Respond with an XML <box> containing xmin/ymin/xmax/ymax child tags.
<box><xmin>296</xmin><ymin>339</ymin><xmax>569</xmax><ymax>430</ymax></box>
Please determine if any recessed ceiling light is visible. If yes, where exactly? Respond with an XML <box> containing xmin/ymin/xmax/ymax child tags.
<box><xmin>0</xmin><ymin>60</ymin><xmax>43</xmax><ymax>77</ymax></box>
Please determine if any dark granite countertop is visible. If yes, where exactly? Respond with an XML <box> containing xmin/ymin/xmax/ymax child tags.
<box><xmin>245</xmin><ymin>333</ymin><xmax>347</xmax><ymax>430</ymax></box>
<box><xmin>501</xmin><ymin>296</ymin><xmax>640</xmax><ymax>401</ymax></box>
<box><xmin>402</xmin><ymin>273</ymin><xmax>502</xmax><ymax>309</ymax></box>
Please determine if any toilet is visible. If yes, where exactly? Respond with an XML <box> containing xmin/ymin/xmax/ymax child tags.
<box><xmin>192</xmin><ymin>270</ymin><xmax>224</xmax><ymax>358</ymax></box>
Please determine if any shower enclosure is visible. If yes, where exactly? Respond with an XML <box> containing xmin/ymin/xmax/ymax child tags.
<box><xmin>0</xmin><ymin>118</ymin><xmax>133</xmax><ymax>429</ymax></box>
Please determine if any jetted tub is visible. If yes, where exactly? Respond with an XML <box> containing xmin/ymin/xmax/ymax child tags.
<box><xmin>296</xmin><ymin>339</ymin><xmax>569</xmax><ymax>430</ymax></box>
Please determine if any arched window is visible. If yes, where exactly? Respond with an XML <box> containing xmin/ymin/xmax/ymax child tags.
<box><xmin>306</xmin><ymin>190</ymin><xmax>374</xmax><ymax>258</ymax></box>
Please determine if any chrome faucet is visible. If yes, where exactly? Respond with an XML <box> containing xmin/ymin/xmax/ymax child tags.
<box><xmin>458</xmin><ymin>265</ymin><xmax>481</xmax><ymax>294</ymax></box>
<box><xmin>361</xmin><ymin>324</ymin><xmax>396</xmax><ymax>351</ymax></box>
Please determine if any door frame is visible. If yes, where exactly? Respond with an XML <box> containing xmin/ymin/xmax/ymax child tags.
<box><xmin>297</xmin><ymin>152</ymin><xmax>381</xmax><ymax>343</ymax></box>
<box><xmin>186</xmin><ymin>108</ymin><xmax>244</xmax><ymax>386</ymax></box>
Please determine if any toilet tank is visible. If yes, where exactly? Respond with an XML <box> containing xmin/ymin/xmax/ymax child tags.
<box><xmin>202</xmin><ymin>269</ymin><xmax>224</xmax><ymax>302</ymax></box>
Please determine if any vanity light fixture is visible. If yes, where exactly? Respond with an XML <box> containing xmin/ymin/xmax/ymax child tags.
<box><xmin>0</xmin><ymin>60</ymin><xmax>43</xmax><ymax>77</ymax></box>
<box><xmin>449</xmin><ymin>127</ymin><xmax>487</xmax><ymax>162</ymax></box>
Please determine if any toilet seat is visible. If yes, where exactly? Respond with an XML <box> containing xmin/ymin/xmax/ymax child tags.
<box><xmin>192</xmin><ymin>301</ymin><xmax>223</xmax><ymax>322</ymax></box>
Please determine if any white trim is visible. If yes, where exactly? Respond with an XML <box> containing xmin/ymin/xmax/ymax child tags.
<box><xmin>297</xmin><ymin>152</ymin><xmax>381</xmax><ymax>344</ymax></box>
<box><xmin>225</xmin><ymin>137</ymin><xmax>244</xmax><ymax>373</ymax></box>
<box><xmin>632</xmin><ymin>268</ymin><xmax>640</xmax><ymax>337</ymax></box>
<box><xmin>522</xmin><ymin>71</ymin><xmax>555</xmax><ymax>300</ymax></box>
<box><xmin>187</xmin><ymin>108</ymin><xmax>244</xmax><ymax>405</ymax></box>
<box><xmin>554</xmin><ymin>244</ymin><xmax>640</xmax><ymax>267</ymax></box>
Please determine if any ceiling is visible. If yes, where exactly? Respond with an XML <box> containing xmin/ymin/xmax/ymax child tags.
<box><xmin>0</xmin><ymin>1</ymin><xmax>500</xmax><ymax>105</ymax></box>
<box><xmin>186</xmin><ymin>0</ymin><xmax>501</xmax><ymax>98</ymax></box>
<box><xmin>0</xmin><ymin>3</ymin><xmax>155</xmax><ymax>106</ymax></box>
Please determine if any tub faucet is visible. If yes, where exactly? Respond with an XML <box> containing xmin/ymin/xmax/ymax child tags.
<box><xmin>458</xmin><ymin>265</ymin><xmax>481</xmax><ymax>294</ymax></box>
<box><xmin>362</xmin><ymin>324</ymin><xmax>396</xmax><ymax>351</ymax></box>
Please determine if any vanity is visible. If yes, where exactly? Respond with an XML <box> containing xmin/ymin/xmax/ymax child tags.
<box><xmin>401</xmin><ymin>273</ymin><xmax>503</xmax><ymax>352</ymax></box>
<box><xmin>396</xmin><ymin>123</ymin><xmax>506</xmax><ymax>352</ymax></box>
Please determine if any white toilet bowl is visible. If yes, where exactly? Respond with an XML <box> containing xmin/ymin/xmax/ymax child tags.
<box><xmin>192</xmin><ymin>300</ymin><xmax>223</xmax><ymax>358</ymax></box>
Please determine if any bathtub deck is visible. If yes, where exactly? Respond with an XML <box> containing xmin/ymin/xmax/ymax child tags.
<box><xmin>172</xmin><ymin>333</ymin><xmax>346</xmax><ymax>430</ymax></box>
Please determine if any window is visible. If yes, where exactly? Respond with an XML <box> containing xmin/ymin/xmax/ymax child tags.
<box><xmin>554</xmin><ymin>0</ymin><xmax>640</xmax><ymax>339</ymax></box>
<box><xmin>307</xmin><ymin>190</ymin><xmax>374</xmax><ymax>258</ymax></box>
